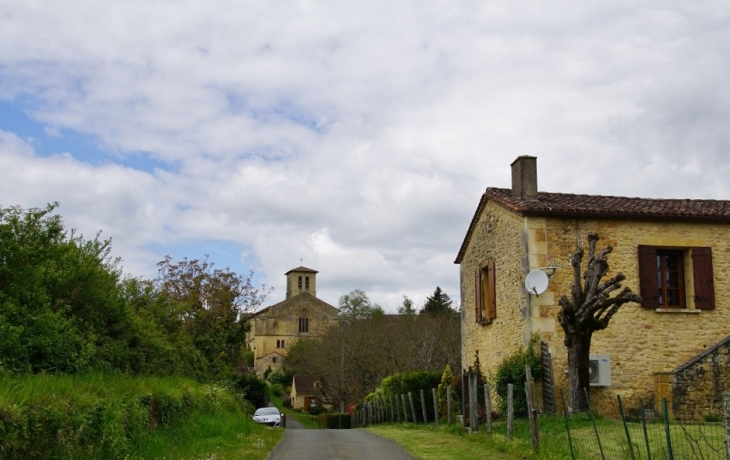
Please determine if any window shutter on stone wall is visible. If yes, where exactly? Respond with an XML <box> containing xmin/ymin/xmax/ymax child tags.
<box><xmin>475</xmin><ymin>268</ymin><xmax>483</xmax><ymax>323</ymax></box>
<box><xmin>486</xmin><ymin>260</ymin><xmax>497</xmax><ymax>321</ymax></box>
<box><xmin>638</xmin><ymin>245</ymin><xmax>659</xmax><ymax>309</ymax></box>
<box><xmin>692</xmin><ymin>247</ymin><xmax>715</xmax><ymax>310</ymax></box>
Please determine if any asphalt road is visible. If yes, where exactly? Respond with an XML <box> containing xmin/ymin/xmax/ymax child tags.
<box><xmin>268</xmin><ymin>421</ymin><xmax>416</xmax><ymax>460</ymax></box>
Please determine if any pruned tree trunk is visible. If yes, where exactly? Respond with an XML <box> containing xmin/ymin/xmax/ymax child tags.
<box><xmin>558</xmin><ymin>232</ymin><xmax>641</xmax><ymax>413</ymax></box>
<box><xmin>566</xmin><ymin>330</ymin><xmax>592</xmax><ymax>413</ymax></box>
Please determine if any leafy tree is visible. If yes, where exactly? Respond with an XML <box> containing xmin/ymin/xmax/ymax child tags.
<box><xmin>0</xmin><ymin>203</ymin><xmax>130</xmax><ymax>373</ymax></box>
<box><xmin>558</xmin><ymin>232</ymin><xmax>641</xmax><ymax>413</ymax></box>
<box><xmin>397</xmin><ymin>295</ymin><xmax>417</xmax><ymax>315</ymax></box>
<box><xmin>420</xmin><ymin>287</ymin><xmax>456</xmax><ymax>317</ymax></box>
<box><xmin>285</xmin><ymin>292</ymin><xmax>460</xmax><ymax>404</ymax></box>
<box><xmin>338</xmin><ymin>289</ymin><xmax>381</xmax><ymax>319</ymax></box>
<box><xmin>155</xmin><ymin>256</ymin><xmax>271</xmax><ymax>377</ymax></box>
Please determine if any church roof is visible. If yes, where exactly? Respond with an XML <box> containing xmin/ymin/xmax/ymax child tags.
<box><xmin>250</xmin><ymin>292</ymin><xmax>339</xmax><ymax>318</ymax></box>
<box><xmin>285</xmin><ymin>266</ymin><xmax>318</xmax><ymax>275</ymax></box>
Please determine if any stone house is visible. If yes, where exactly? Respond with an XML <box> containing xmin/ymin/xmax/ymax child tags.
<box><xmin>247</xmin><ymin>267</ymin><xmax>339</xmax><ymax>376</ymax></box>
<box><xmin>290</xmin><ymin>374</ymin><xmax>319</xmax><ymax>411</ymax></box>
<box><xmin>455</xmin><ymin>156</ymin><xmax>730</xmax><ymax>415</ymax></box>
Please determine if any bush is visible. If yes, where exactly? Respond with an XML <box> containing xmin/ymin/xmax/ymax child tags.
<box><xmin>494</xmin><ymin>344</ymin><xmax>541</xmax><ymax>417</ymax></box>
<box><xmin>318</xmin><ymin>413</ymin><xmax>351</xmax><ymax>429</ymax></box>
<box><xmin>232</xmin><ymin>374</ymin><xmax>268</xmax><ymax>408</ymax></box>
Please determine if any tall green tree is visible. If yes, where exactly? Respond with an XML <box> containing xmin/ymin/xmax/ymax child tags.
<box><xmin>0</xmin><ymin>203</ymin><xmax>128</xmax><ymax>373</ymax></box>
<box><xmin>154</xmin><ymin>256</ymin><xmax>271</xmax><ymax>376</ymax></box>
<box><xmin>338</xmin><ymin>289</ymin><xmax>382</xmax><ymax>319</ymax></box>
<box><xmin>397</xmin><ymin>295</ymin><xmax>417</xmax><ymax>315</ymax></box>
<box><xmin>420</xmin><ymin>287</ymin><xmax>456</xmax><ymax>317</ymax></box>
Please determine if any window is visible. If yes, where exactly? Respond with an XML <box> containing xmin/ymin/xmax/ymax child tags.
<box><xmin>638</xmin><ymin>246</ymin><xmax>715</xmax><ymax>310</ymax></box>
<box><xmin>272</xmin><ymin>357</ymin><xmax>277</xmax><ymax>363</ymax></box>
<box><xmin>299</xmin><ymin>314</ymin><xmax>309</xmax><ymax>333</ymax></box>
<box><xmin>276</xmin><ymin>340</ymin><xmax>286</xmax><ymax>348</ymax></box>
<box><xmin>305</xmin><ymin>276</ymin><xmax>310</xmax><ymax>291</ymax></box>
<box><xmin>298</xmin><ymin>276</ymin><xmax>303</xmax><ymax>289</ymax></box>
<box><xmin>475</xmin><ymin>260</ymin><xmax>496</xmax><ymax>323</ymax></box>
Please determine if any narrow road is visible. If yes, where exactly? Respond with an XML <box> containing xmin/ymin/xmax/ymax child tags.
<box><xmin>268</xmin><ymin>423</ymin><xmax>416</xmax><ymax>460</ymax></box>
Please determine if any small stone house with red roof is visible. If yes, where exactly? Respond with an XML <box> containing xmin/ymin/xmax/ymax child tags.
<box><xmin>456</xmin><ymin>156</ymin><xmax>730</xmax><ymax>416</ymax></box>
<box><xmin>247</xmin><ymin>267</ymin><xmax>339</xmax><ymax>376</ymax></box>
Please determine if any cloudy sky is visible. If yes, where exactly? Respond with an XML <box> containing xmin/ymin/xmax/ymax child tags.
<box><xmin>1</xmin><ymin>1</ymin><xmax>729</xmax><ymax>311</ymax></box>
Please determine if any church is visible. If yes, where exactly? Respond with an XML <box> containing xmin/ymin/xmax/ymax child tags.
<box><xmin>246</xmin><ymin>266</ymin><xmax>340</xmax><ymax>376</ymax></box>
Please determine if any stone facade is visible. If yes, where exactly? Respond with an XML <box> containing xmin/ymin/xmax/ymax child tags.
<box><xmin>247</xmin><ymin>267</ymin><xmax>339</xmax><ymax>376</ymax></box>
<box><xmin>457</xmin><ymin>156</ymin><xmax>730</xmax><ymax>415</ymax></box>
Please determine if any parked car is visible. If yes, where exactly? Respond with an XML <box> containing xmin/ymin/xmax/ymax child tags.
<box><xmin>252</xmin><ymin>407</ymin><xmax>282</xmax><ymax>427</ymax></box>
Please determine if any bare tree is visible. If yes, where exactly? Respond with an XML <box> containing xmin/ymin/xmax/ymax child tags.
<box><xmin>557</xmin><ymin>232</ymin><xmax>641</xmax><ymax>413</ymax></box>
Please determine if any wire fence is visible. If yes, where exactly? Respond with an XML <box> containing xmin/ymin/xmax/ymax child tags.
<box><xmin>352</xmin><ymin>384</ymin><xmax>730</xmax><ymax>460</ymax></box>
<box><xmin>562</xmin><ymin>392</ymin><xmax>727</xmax><ymax>460</ymax></box>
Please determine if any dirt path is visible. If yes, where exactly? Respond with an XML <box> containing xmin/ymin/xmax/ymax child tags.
<box><xmin>268</xmin><ymin>427</ymin><xmax>416</xmax><ymax>460</ymax></box>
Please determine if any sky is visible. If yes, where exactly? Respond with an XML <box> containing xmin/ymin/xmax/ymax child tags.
<box><xmin>1</xmin><ymin>1</ymin><xmax>729</xmax><ymax>312</ymax></box>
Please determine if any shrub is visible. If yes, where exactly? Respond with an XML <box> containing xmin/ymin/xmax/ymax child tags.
<box><xmin>318</xmin><ymin>413</ymin><xmax>351</xmax><ymax>429</ymax></box>
<box><xmin>232</xmin><ymin>374</ymin><xmax>268</xmax><ymax>408</ymax></box>
<box><xmin>494</xmin><ymin>344</ymin><xmax>541</xmax><ymax>417</ymax></box>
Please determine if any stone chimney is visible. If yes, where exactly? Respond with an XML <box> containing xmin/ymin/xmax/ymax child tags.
<box><xmin>511</xmin><ymin>156</ymin><xmax>538</xmax><ymax>199</ymax></box>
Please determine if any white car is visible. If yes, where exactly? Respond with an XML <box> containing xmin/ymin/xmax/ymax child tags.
<box><xmin>252</xmin><ymin>407</ymin><xmax>282</xmax><ymax>427</ymax></box>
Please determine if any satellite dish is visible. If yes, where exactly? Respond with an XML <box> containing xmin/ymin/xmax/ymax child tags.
<box><xmin>525</xmin><ymin>270</ymin><xmax>549</xmax><ymax>296</ymax></box>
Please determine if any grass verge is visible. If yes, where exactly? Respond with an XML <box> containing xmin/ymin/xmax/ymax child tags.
<box><xmin>365</xmin><ymin>423</ymin><xmax>540</xmax><ymax>460</ymax></box>
<box><xmin>0</xmin><ymin>373</ymin><xmax>284</xmax><ymax>459</ymax></box>
<box><xmin>132</xmin><ymin>408</ymin><xmax>283</xmax><ymax>459</ymax></box>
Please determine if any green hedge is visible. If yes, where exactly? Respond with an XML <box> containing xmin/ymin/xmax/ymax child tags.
<box><xmin>0</xmin><ymin>374</ymin><xmax>249</xmax><ymax>459</ymax></box>
<box><xmin>318</xmin><ymin>413</ymin><xmax>352</xmax><ymax>429</ymax></box>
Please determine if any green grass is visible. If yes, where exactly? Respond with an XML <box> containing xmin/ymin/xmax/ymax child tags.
<box><xmin>365</xmin><ymin>415</ymin><xmax>725</xmax><ymax>460</ymax></box>
<box><xmin>132</xmin><ymin>408</ymin><xmax>283</xmax><ymax>459</ymax></box>
<box><xmin>0</xmin><ymin>373</ymin><xmax>284</xmax><ymax>459</ymax></box>
<box><xmin>366</xmin><ymin>423</ymin><xmax>542</xmax><ymax>460</ymax></box>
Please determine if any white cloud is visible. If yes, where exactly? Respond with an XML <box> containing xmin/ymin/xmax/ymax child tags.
<box><xmin>1</xmin><ymin>0</ymin><xmax>730</xmax><ymax>311</ymax></box>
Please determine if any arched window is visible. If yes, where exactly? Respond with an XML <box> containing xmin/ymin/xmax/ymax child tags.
<box><xmin>281</xmin><ymin>340</ymin><xmax>285</xmax><ymax>348</ymax></box>
<box><xmin>298</xmin><ymin>276</ymin><xmax>303</xmax><ymax>289</ymax></box>
<box><xmin>305</xmin><ymin>276</ymin><xmax>310</xmax><ymax>291</ymax></box>
<box><xmin>298</xmin><ymin>315</ymin><xmax>309</xmax><ymax>333</ymax></box>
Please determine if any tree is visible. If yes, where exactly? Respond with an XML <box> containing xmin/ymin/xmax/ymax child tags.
<box><xmin>397</xmin><ymin>295</ymin><xmax>417</xmax><ymax>315</ymax></box>
<box><xmin>558</xmin><ymin>232</ymin><xmax>641</xmax><ymax>413</ymax></box>
<box><xmin>155</xmin><ymin>256</ymin><xmax>271</xmax><ymax>376</ymax></box>
<box><xmin>338</xmin><ymin>289</ymin><xmax>381</xmax><ymax>319</ymax></box>
<box><xmin>420</xmin><ymin>287</ymin><xmax>456</xmax><ymax>317</ymax></box>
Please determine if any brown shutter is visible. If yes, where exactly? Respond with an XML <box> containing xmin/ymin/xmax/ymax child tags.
<box><xmin>692</xmin><ymin>247</ymin><xmax>715</xmax><ymax>310</ymax></box>
<box><xmin>638</xmin><ymin>245</ymin><xmax>658</xmax><ymax>308</ymax></box>
<box><xmin>486</xmin><ymin>259</ymin><xmax>497</xmax><ymax>320</ymax></box>
<box><xmin>474</xmin><ymin>268</ymin><xmax>483</xmax><ymax>323</ymax></box>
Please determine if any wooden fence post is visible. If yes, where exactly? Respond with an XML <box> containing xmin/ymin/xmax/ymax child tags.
<box><xmin>402</xmin><ymin>393</ymin><xmax>409</xmax><ymax>423</ymax></box>
<box><xmin>409</xmin><ymin>392</ymin><xmax>418</xmax><ymax>424</ymax></box>
<box><xmin>484</xmin><ymin>383</ymin><xmax>493</xmax><ymax>435</ymax></box>
<box><xmin>525</xmin><ymin>365</ymin><xmax>539</xmax><ymax>451</ymax></box>
<box><xmin>432</xmin><ymin>387</ymin><xmax>439</xmax><ymax>428</ymax></box>
<box><xmin>447</xmin><ymin>385</ymin><xmax>452</xmax><ymax>425</ymax></box>
<box><xmin>469</xmin><ymin>371</ymin><xmax>478</xmax><ymax>433</ymax></box>
<box><xmin>507</xmin><ymin>383</ymin><xmax>514</xmax><ymax>438</ymax></box>
<box><xmin>420</xmin><ymin>389</ymin><xmax>428</xmax><ymax>424</ymax></box>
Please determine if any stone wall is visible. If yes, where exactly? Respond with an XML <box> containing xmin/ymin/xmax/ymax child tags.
<box><xmin>654</xmin><ymin>334</ymin><xmax>730</xmax><ymax>420</ymax></box>
<box><xmin>534</xmin><ymin>217</ymin><xmax>730</xmax><ymax>414</ymax></box>
<box><xmin>460</xmin><ymin>201</ymin><xmax>531</xmax><ymax>379</ymax></box>
<box><xmin>459</xmin><ymin>205</ymin><xmax>730</xmax><ymax>415</ymax></box>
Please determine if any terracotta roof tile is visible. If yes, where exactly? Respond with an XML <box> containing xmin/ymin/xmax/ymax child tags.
<box><xmin>455</xmin><ymin>187</ymin><xmax>730</xmax><ymax>264</ymax></box>
<box><xmin>486</xmin><ymin>188</ymin><xmax>730</xmax><ymax>219</ymax></box>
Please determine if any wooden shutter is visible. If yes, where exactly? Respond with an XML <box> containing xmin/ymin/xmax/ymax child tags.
<box><xmin>638</xmin><ymin>245</ymin><xmax>658</xmax><ymax>308</ymax></box>
<box><xmin>692</xmin><ymin>247</ymin><xmax>715</xmax><ymax>310</ymax></box>
<box><xmin>486</xmin><ymin>260</ymin><xmax>497</xmax><ymax>320</ymax></box>
<box><xmin>475</xmin><ymin>268</ymin><xmax>483</xmax><ymax>323</ymax></box>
